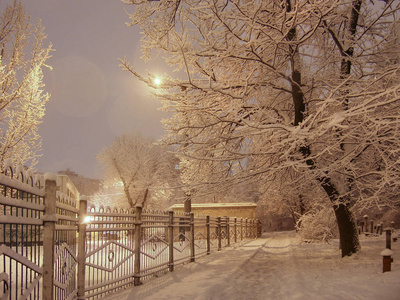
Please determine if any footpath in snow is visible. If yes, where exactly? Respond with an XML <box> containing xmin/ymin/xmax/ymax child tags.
<box><xmin>102</xmin><ymin>231</ymin><xmax>400</xmax><ymax>300</ymax></box>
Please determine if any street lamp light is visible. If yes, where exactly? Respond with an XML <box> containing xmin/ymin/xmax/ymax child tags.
<box><xmin>154</xmin><ymin>78</ymin><xmax>161</xmax><ymax>86</ymax></box>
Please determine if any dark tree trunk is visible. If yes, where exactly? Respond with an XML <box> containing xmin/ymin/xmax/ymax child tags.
<box><xmin>286</xmin><ymin>0</ymin><xmax>360</xmax><ymax>256</ymax></box>
<box><xmin>295</xmin><ymin>195</ymin><xmax>306</xmax><ymax>229</ymax></box>
<box><xmin>332</xmin><ymin>0</ymin><xmax>362</xmax><ymax>256</ymax></box>
<box><xmin>299</xmin><ymin>146</ymin><xmax>360</xmax><ymax>256</ymax></box>
<box><xmin>141</xmin><ymin>188</ymin><xmax>149</xmax><ymax>207</ymax></box>
<box><xmin>340</xmin><ymin>0</ymin><xmax>362</xmax><ymax>77</ymax></box>
<box><xmin>333</xmin><ymin>203</ymin><xmax>359</xmax><ymax>256</ymax></box>
<box><xmin>319</xmin><ymin>176</ymin><xmax>359</xmax><ymax>257</ymax></box>
<box><xmin>298</xmin><ymin>194</ymin><xmax>306</xmax><ymax>216</ymax></box>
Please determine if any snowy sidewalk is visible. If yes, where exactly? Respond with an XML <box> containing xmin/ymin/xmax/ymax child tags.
<box><xmin>102</xmin><ymin>231</ymin><xmax>400</xmax><ymax>300</ymax></box>
<box><xmin>102</xmin><ymin>238</ymin><xmax>267</xmax><ymax>300</ymax></box>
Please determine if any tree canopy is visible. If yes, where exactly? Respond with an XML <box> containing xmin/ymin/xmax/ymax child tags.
<box><xmin>97</xmin><ymin>133</ymin><xmax>179</xmax><ymax>209</ymax></box>
<box><xmin>0</xmin><ymin>0</ymin><xmax>52</xmax><ymax>170</ymax></box>
<box><xmin>121</xmin><ymin>0</ymin><xmax>400</xmax><ymax>256</ymax></box>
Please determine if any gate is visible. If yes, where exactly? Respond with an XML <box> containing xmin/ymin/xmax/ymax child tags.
<box><xmin>53</xmin><ymin>184</ymin><xmax>79</xmax><ymax>299</ymax></box>
<box><xmin>0</xmin><ymin>165</ymin><xmax>78</xmax><ymax>300</ymax></box>
<box><xmin>0</xmin><ymin>166</ymin><xmax>44</xmax><ymax>300</ymax></box>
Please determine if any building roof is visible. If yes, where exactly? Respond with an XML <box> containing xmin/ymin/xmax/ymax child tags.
<box><xmin>170</xmin><ymin>203</ymin><xmax>257</xmax><ymax>209</ymax></box>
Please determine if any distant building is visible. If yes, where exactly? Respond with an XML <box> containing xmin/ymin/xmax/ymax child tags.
<box><xmin>170</xmin><ymin>202</ymin><xmax>257</xmax><ymax>219</ymax></box>
<box><xmin>56</xmin><ymin>174</ymin><xmax>80</xmax><ymax>201</ymax></box>
<box><xmin>34</xmin><ymin>173</ymin><xmax>80</xmax><ymax>208</ymax></box>
<box><xmin>57</xmin><ymin>169</ymin><xmax>102</xmax><ymax>198</ymax></box>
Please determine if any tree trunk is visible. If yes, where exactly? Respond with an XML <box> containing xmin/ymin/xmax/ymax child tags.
<box><xmin>286</xmin><ymin>0</ymin><xmax>360</xmax><ymax>256</ymax></box>
<box><xmin>334</xmin><ymin>0</ymin><xmax>362</xmax><ymax>256</ymax></box>
<box><xmin>288</xmin><ymin>0</ymin><xmax>361</xmax><ymax>256</ymax></box>
<box><xmin>294</xmin><ymin>195</ymin><xmax>306</xmax><ymax>229</ymax></box>
<box><xmin>141</xmin><ymin>188</ymin><xmax>149</xmax><ymax>207</ymax></box>
<box><xmin>333</xmin><ymin>203</ymin><xmax>359</xmax><ymax>256</ymax></box>
<box><xmin>318</xmin><ymin>176</ymin><xmax>359</xmax><ymax>257</ymax></box>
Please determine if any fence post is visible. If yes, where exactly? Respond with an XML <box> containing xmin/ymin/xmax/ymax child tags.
<box><xmin>245</xmin><ymin>218</ymin><xmax>248</xmax><ymax>239</ymax></box>
<box><xmin>234</xmin><ymin>218</ymin><xmax>237</xmax><ymax>243</ymax></box>
<box><xmin>168</xmin><ymin>210</ymin><xmax>174</xmax><ymax>271</ymax></box>
<box><xmin>226</xmin><ymin>217</ymin><xmax>230</xmax><ymax>247</ymax></box>
<box><xmin>42</xmin><ymin>177</ymin><xmax>57</xmax><ymax>300</ymax></box>
<box><xmin>134</xmin><ymin>205</ymin><xmax>142</xmax><ymax>286</ymax></box>
<box><xmin>364</xmin><ymin>215</ymin><xmax>369</xmax><ymax>232</ymax></box>
<box><xmin>217</xmin><ymin>217</ymin><xmax>222</xmax><ymax>251</ymax></box>
<box><xmin>241</xmin><ymin>218</ymin><xmax>243</xmax><ymax>241</ymax></box>
<box><xmin>206</xmin><ymin>215</ymin><xmax>210</xmax><ymax>255</ymax></box>
<box><xmin>77</xmin><ymin>198</ymin><xmax>87</xmax><ymax>299</ymax></box>
<box><xmin>190</xmin><ymin>212</ymin><xmax>195</xmax><ymax>262</ymax></box>
<box><xmin>376</xmin><ymin>223</ymin><xmax>381</xmax><ymax>235</ymax></box>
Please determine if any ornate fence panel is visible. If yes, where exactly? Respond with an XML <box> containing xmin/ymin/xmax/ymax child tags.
<box><xmin>54</xmin><ymin>191</ymin><xmax>79</xmax><ymax>300</ymax></box>
<box><xmin>209</xmin><ymin>217</ymin><xmax>219</xmax><ymax>252</ymax></box>
<box><xmin>229</xmin><ymin>218</ymin><xmax>237</xmax><ymax>245</ymax></box>
<box><xmin>171</xmin><ymin>212</ymin><xmax>191</xmax><ymax>265</ymax></box>
<box><xmin>83</xmin><ymin>205</ymin><xmax>136</xmax><ymax>299</ymax></box>
<box><xmin>193</xmin><ymin>216</ymin><xmax>208</xmax><ymax>258</ymax></box>
<box><xmin>220</xmin><ymin>217</ymin><xmax>229</xmax><ymax>248</ymax></box>
<box><xmin>0</xmin><ymin>165</ymin><xmax>45</xmax><ymax>300</ymax></box>
<box><xmin>140</xmin><ymin>210</ymin><xmax>169</xmax><ymax>279</ymax></box>
<box><xmin>237</xmin><ymin>218</ymin><xmax>244</xmax><ymax>242</ymax></box>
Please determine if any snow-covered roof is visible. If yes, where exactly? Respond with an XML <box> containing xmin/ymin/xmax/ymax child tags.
<box><xmin>170</xmin><ymin>203</ymin><xmax>257</xmax><ymax>209</ymax></box>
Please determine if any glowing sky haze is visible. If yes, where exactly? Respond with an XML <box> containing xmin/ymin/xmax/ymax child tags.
<box><xmin>17</xmin><ymin>0</ymin><xmax>168</xmax><ymax>179</ymax></box>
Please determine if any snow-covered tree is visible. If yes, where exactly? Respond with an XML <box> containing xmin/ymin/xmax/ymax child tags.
<box><xmin>0</xmin><ymin>1</ymin><xmax>52</xmax><ymax>170</ymax></box>
<box><xmin>97</xmin><ymin>133</ymin><xmax>179</xmax><ymax>208</ymax></box>
<box><xmin>121</xmin><ymin>0</ymin><xmax>400</xmax><ymax>256</ymax></box>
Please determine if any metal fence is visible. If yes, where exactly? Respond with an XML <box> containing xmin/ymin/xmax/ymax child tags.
<box><xmin>80</xmin><ymin>204</ymin><xmax>258</xmax><ymax>299</ymax></box>
<box><xmin>0</xmin><ymin>166</ymin><xmax>79</xmax><ymax>300</ymax></box>
<box><xmin>1</xmin><ymin>164</ymin><xmax>259</xmax><ymax>300</ymax></box>
<box><xmin>0</xmin><ymin>166</ymin><xmax>45</xmax><ymax>300</ymax></box>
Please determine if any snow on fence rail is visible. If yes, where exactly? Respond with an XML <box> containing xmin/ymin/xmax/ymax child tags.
<box><xmin>0</xmin><ymin>164</ymin><xmax>259</xmax><ymax>300</ymax></box>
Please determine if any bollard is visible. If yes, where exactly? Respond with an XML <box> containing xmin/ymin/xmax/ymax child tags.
<box><xmin>380</xmin><ymin>249</ymin><xmax>394</xmax><ymax>273</ymax></box>
<box><xmin>376</xmin><ymin>223</ymin><xmax>381</xmax><ymax>235</ymax></box>
<box><xmin>385</xmin><ymin>229</ymin><xmax>392</xmax><ymax>250</ymax></box>
<box><xmin>364</xmin><ymin>215</ymin><xmax>369</xmax><ymax>232</ymax></box>
<box><xmin>359</xmin><ymin>221</ymin><xmax>364</xmax><ymax>234</ymax></box>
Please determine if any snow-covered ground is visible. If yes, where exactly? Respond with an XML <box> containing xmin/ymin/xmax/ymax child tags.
<box><xmin>102</xmin><ymin>231</ymin><xmax>400</xmax><ymax>300</ymax></box>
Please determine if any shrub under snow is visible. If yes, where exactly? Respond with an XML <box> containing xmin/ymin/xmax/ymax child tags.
<box><xmin>297</xmin><ymin>206</ymin><xmax>338</xmax><ymax>242</ymax></box>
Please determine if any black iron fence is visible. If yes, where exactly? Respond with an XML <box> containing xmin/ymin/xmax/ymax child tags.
<box><xmin>0</xmin><ymin>164</ymin><xmax>259</xmax><ymax>300</ymax></box>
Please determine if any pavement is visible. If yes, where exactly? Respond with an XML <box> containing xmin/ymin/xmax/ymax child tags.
<box><xmin>100</xmin><ymin>238</ymin><xmax>268</xmax><ymax>300</ymax></box>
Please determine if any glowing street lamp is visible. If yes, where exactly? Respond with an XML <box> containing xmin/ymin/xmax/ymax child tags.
<box><xmin>84</xmin><ymin>215</ymin><xmax>94</xmax><ymax>223</ymax></box>
<box><xmin>154</xmin><ymin>77</ymin><xmax>161</xmax><ymax>86</ymax></box>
